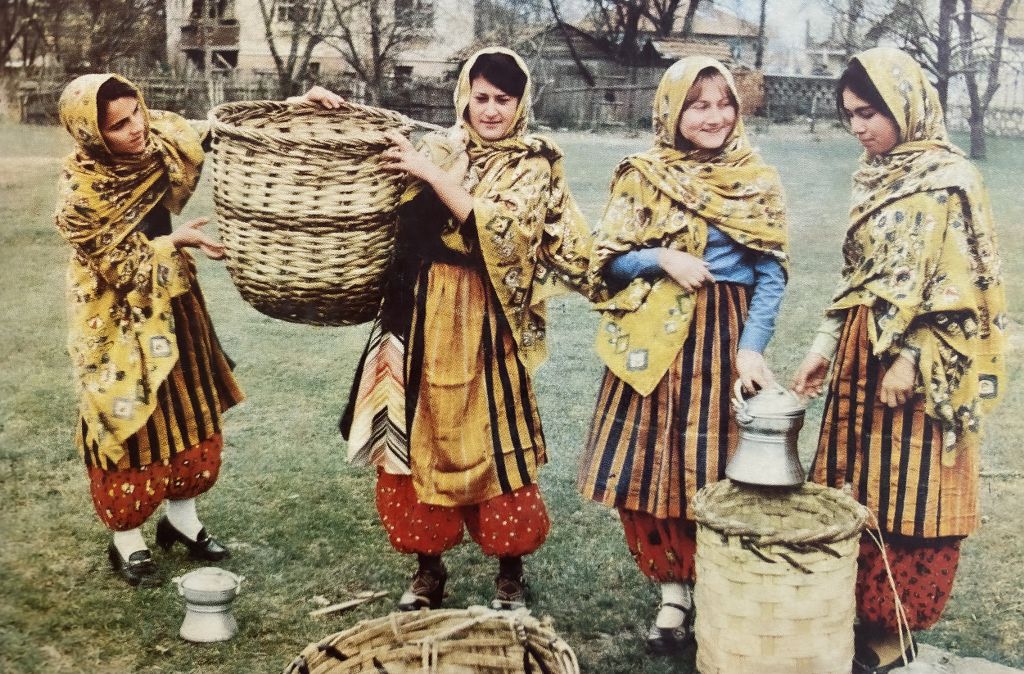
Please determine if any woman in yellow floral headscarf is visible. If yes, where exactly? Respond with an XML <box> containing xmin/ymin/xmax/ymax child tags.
<box><xmin>55</xmin><ymin>74</ymin><xmax>245</xmax><ymax>587</ymax></box>
<box><xmin>576</xmin><ymin>57</ymin><xmax>789</xmax><ymax>653</ymax></box>
<box><xmin>792</xmin><ymin>48</ymin><xmax>1006</xmax><ymax>673</ymax></box>
<box><xmin>341</xmin><ymin>48</ymin><xmax>592</xmax><ymax>612</ymax></box>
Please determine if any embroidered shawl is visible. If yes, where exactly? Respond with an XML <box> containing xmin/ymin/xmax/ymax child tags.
<box><xmin>591</xmin><ymin>57</ymin><xmax>789</xmax><ymax>395</ymax></box>
<box><xmin>827</xmin><ymin>47</ymin><xmax>1006</xmax><ymax>465</ymax></box>
<box><xmin>55</xmin><ymin>73</ymin><xmax>204</xmax><ymax>464</ymax></box>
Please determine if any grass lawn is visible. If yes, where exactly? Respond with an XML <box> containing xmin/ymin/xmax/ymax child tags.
<box><xmin>1</xmin><ymin>120</ymin><xmax>1022</xmax><ymax>673</ymax></box>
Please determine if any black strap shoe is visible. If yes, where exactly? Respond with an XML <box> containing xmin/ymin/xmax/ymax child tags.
<box><xmin>107</xmin><ymin>542</ymin><xmax>159</xmax><ymax>587</ymax></box>
<box><xmin>155</xmin><ymin>515</ymin><xmax>230</xmax><ymax>561</ymax></box>
<box><xmin>646</xmin><ymin>602</ymin><xmax>695</xmax><ymax>655</ymax></box>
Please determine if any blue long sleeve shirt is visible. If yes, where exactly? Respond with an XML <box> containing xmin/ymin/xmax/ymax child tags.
<box><xmin>606</xmin><ymin>225</ymin><xmax>786</xmax><ymax>353</ymax></box>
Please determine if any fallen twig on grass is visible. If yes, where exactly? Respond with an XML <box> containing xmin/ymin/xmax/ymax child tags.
<box><xmin>308</xmin><ymin>591</ymin><xmax>388</xmax><ymax>617</ymax></box>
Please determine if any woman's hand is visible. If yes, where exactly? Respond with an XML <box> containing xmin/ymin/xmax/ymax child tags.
<box><xmin>168</xmin><ymin>217</ymin><xmax>225</xmax><ymax>260</ymax></box>
<box><xmin>382</xmin><ymin>131</ymin><xmax>442</xmax><ymax>184</ymax></box>
<box><xmin>658</xmin><ymin>249</ymin><xmax>714</xmax><ymax>292</ymax></box>
<box><xmin>791</xmin><ymin>352</ymin><xmax>831</xmax><ymax>398</ymax></box>
<box><xmin>879</xmin><ymin>355</ymin><xmax>917</xmax><ymax>407</ymax></box>
<box><xmin>290</xmin><ymin>85</ymin><xmax>345</xmax><ymax>108</ymax></box>
<box><xmin>736</xmin><ymin>349</ymin><xmax>775</xmax><ymax>394</ymax></box>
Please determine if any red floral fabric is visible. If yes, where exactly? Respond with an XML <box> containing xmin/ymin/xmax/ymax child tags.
<box><xmin>619</xmin><ymin>509</ymin><xmax>698</xmax><ymax>582</ymax></box>
<box><xmin>857</xmin><ymin>533</ymin><xmax>962</xmax><ymax>632</ymax></box>
<box><xmin>375</xmin><ymin>470</ymin><xmax>550</xmax><ymax>557</ymax></box>
<box><xmin>87</xmin><ymin>434</ymin><xmax>222</xmax><ymax>531</ymax></box>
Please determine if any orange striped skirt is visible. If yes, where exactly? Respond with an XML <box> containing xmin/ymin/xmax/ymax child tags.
<box><xmin>810</xmin><ymin>305</ymin><xmax>979</xmax><ymax>538</ymax></box>
<box><xmin>578</xmin><ymin>283</ymin><xmax>749</xmax><ymax>519</ymax></box>
<box><xmin>79</xmin><ymin>278</ymin><xmax>244</xmax><ymax>471</ymax></box>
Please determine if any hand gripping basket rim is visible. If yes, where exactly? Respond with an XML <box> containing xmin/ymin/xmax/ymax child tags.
<box><xmin>207</xmin><ymin>99</ymin><xmax>438</xmax><ymax>326</ymax></box>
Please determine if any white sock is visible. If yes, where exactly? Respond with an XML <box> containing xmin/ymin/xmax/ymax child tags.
<box><xmin>165</xmin><ymin>498</ymin><xmax>204</xmax><ymax>541</ymax></box>
<box><xmin>112</xmin><ymin>528</ymin><xmax>148</xmax><ymax>558</ymax></box>
<box><xmin>655</xmin><ymin>582</ymin><xmax>693</xmax><ymax>628</ymax></box>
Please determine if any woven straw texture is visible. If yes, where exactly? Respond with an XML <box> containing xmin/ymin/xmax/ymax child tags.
<box><xmin>208</xmin><ymin>100</ymin><xmax>433</xmax><ymax>326</ymax></box>
<box><xmin>692</xmin><ymin>480</ymin><xmax>870</xmax><ymax>674</ymax></box>
<box><xmin>283</xmin><ymin>606</ymin><xmax>580</xmax><ymax>674</ymax></box>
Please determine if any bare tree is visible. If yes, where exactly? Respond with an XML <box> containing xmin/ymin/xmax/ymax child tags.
<box><xmin>550</xmin><ymin>0</ymin><xmax>596</xmax><ymax>86</ymax></box>
<box><xmin>255</xmin><ymin>0</ymin><xmax>333</xmax><ymax>98</ymax></box>
<box><xmin>864</xmin><ymin>0</ymin><xmax>956</xmax><ymax>107</ymax></box>
<box><xmin>1</xmin><ymin>0</ymin><xmax>34</xmax><ymax>70</ymax></box>
<box><xmin>755</xmin><ymin>0</ymin><xmax>768</xmax><ymax>68</ymax></box>
<box><xmin>677</xmin><ymin>0</ymin><xmax>701</xmax><ymax>36</ymax></box>
<box><xmin>476</xmin><ymin>0</ymin><xmax>547</xmax><ymax>38</ymax></box>
<box><xmin>322</xmin><ymin>0</ymin><xmax>420</xmax><ymax>104</ymax></box>
<box><xmin>648</xmin><ymin>0</ymin><xmax>685</xmax><ymax>36</ymax></box>
<box><xmin>3</xmin><ymin>0</ymin><xmax>164</xmax><ymax>74</ymax></box>
<box><xmin>955</xmin><ymin>0</ymin><xmax>1016</xmax><ymax>158</ymax></box>
<box><xmin>588</xmin><ymin>0</ymin><xmax>649</xmax><ymax>63</ymax></box>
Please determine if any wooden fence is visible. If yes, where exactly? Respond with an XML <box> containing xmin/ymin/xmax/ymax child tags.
<box><xmin>17</xmin><ymin>74</ymin><xmax>454</xmax><ymax>127</ymax></box>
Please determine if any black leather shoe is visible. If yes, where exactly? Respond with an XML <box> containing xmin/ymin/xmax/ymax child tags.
<box><xmin>397</xmin><ymin>562</ymin><xmax>448</xmax><ymax>611</ymax></box>
<box><xmin>491</xmin><ymin>573</ymin><xmax>530</xmax><ymax>611</ymax></box>
<box><xmin>852</xmin><ymin>633</ymin><xmax>916</xmax><ymax>673</ymax></box>
<box><xmin>107</xmin><ymin>542</ymin><xmax>158</xmax><ymax>587</ymax></box>
<box><xmin>155</xmin><ymin>515</ymin><xmax>230</xmax><ymax>561</ymax></box>
<box><xmin>645</xmin><ymin>602</ymin><xmax>695</xmax><ymax>655</ymax></box>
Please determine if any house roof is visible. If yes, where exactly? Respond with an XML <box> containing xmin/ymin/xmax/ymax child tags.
<box><xmin>688</xmin><ymin>5</ymin><xmax>759</xmax><ymax>38</ymax></box>
<box><xmin>577</xmin><ymin>2</ymin><xmax>758</xmax><ymax>39</ymax></box>
<box><xmin>642</xmin><ymin>37</ymin><xmax>734</xmax><ymax>64</ymax></box>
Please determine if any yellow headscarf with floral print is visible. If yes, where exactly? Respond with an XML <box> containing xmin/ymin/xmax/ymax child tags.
<box><xmin>827</xmin><ymin>48</ymin><xmax>1006</xmax><ymax>465</ymax></box>
<box><xmin>55</xmin><ymin>74</ymin><xmax>205</xmax><ymax>465</ymax></box>
<box><xmin>591</xmin><ymin>57</ymin><xmax>789</xmax><ymax>395</ymax></box>
<box><xmin>401</xmin><ymin>47</ymin><xmax>593</xmax><ymax>373</ymax></box>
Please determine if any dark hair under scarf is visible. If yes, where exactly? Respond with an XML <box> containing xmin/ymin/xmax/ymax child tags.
<box><xmin>467</xmin><ymin>52</ymin><xmax>527</xmax><ymax>99</ymax></box>
<box><xmin>835</xmin><ymin>58</ymin><xmax>895</xmax><ymax>127</ymax></box>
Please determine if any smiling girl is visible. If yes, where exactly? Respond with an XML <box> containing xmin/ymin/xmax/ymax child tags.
<box><xmin>576</xmin><ymin>57</ymin><xmax>790</xmax><ymax>654</ymax></box>
<box><xmin>792</xmin><ymin>48</ymin><xmax>1006</xmax><ymax>673</ymax></box>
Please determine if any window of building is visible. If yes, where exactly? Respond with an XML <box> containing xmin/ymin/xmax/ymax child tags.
<box><xmin>277</xmin><ymin>0</ymin><xmax>308</xmax><ymax>23</ymax></box>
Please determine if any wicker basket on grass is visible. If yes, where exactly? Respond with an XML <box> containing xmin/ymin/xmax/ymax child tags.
<box><xmin>208</xmin><ymin>100</ymin><xmax>437</xmax><ymax>326</ymax></box>
<box><xmin>283</xmin><ymin>606</ymin><xmax>579</xmax><ymax>674</ymax></box>
<box><xmin>692</xmin><ymin>480</ymin><xmax>870</xmax><ymax>674</ymax></box>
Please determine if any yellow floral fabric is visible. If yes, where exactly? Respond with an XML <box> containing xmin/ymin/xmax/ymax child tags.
<box><xmin>402</xmin><ymin>47</ymin><xmax>593</xmax><ymax>374</ymax></box>
<box><xmin>591</xmin><ymin>57</ymin><xmax>789</xmax><ymax>395</ymax></box>
<box><xmin>827</xmin><ymin>48</ymin><xmax>1006</xmax><ymax>466</ymax></box>
<box><xmin>55</xmin><ymin>74</ymin><xmax>206</xmax><ymax>465</ymax></box>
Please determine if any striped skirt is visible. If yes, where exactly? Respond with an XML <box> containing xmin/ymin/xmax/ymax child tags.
<box><xmin>347</xmin><ymin>260</ymin><xmax>547</xmax><ymax>508</ymax></box>
<box><xmin>79</xmin><ymin>277</ymin><xmax>244</xmax><ymax>471</ymax></box>
<box><xmin>578</xmin><ymin>282</ymin><xmax>749</xmax><ymax>519</ymax></box>
<box><xmin>810</xmin><ymin>305</ymin><xmax>979</xmax><ymax>538</ymax></box>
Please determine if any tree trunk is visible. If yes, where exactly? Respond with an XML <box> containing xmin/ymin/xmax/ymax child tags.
<box><xmin>935</xmin><ymin>0</ymin><xmax>954</xmax><ymax>109</ymax></box>
<box><xmin>755</xmin><ymin>0</ymin><xmax>768</xmax><ymax>69</ymax></box>
<box><xmin>550</xmin><ymin>0</ymin><xmax>595</xmax><ymax>84</ymax></box>
<box><xmin>680</xmin><ymin>0</ymin><xmax>700</xmax><ymax>37</ymax></box>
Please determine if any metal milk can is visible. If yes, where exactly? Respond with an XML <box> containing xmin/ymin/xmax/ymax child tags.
<box><xmin>726</xmin><ymin>381</ymin><xmax>807</xmax><ymax>487</ymax></box>
<box><xmin>173</xmin><ymin>567</ymin><xmax>244</xmax><ymax>643</ymax></box>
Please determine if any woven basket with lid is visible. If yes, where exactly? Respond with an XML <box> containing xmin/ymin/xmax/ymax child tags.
<box><xmin>282</xmin><ymin>606</ymin><xmax>579</xmax><ymax>674</ymax></box>
<box><xmin>692</xmin><ymin>479</ymin><xmax>870</xmax><ymax>674</ymax></box>
<box><xmin>208</xmin><ymin>100</ymin><xmax>436</xmax><ymax>326</ymax></box>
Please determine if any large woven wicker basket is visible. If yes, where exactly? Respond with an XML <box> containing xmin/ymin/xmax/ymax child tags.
<box><xmin>283</xmin><ymin>606</ymin><xmax>579</xmax><ymax>674</ymax></box>
<box><xmin>692</xmin><ymin>480</ymin><xmax>870</xmax><ymax>674</ymax></box>
<box><xmin>208</xmin><ymin>100</ymin><xmax>433</xmax><ymax>326</ymax></box>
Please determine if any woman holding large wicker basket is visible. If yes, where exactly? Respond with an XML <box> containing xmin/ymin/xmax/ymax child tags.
<box><xmin>54</xmin><ymin>74</ymin><xmax>339</xmax><ymax>587</ymax></box>
<box><xmin>341</xmin><ymin>48</ymin><xmax>593</xmax><ymax>612</ymax></box>
<box><xmin>54</xmin><ymin>74</ymin><xmax>248</xmax><ymax>586</ymax></box>
<box><xmin>792</xmin><ymin>47</ymin><xmax>1006</xmax><ymax>673</ymax></box>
